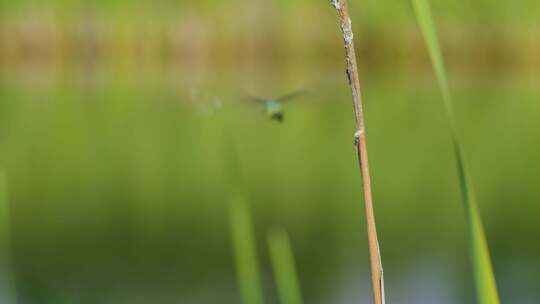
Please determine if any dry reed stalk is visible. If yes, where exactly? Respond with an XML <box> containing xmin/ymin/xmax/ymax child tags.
<box><xmin>329</xmin><ymin>1</ymin><xmax>385</xmax><ymax>303</ymax></box>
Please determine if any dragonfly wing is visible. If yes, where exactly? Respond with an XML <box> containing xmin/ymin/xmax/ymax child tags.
<box><xmin>275</xmin><ymin>89</ymin><xmax>307</xmax><ymax>102</ymax></box>
<box><xmin>244</xmin><ymin>95</ymin><xmax>266</xmax><ymax>103</ymax></box>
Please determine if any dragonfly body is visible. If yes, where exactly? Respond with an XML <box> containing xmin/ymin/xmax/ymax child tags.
<box><xmin>246</xmin><ymin>90</ymin><xmax>305</xmax><ymax>123</ymax></box>
<box><xmin>264</xmin><ymin>99</ymin><xmax>284</xmax><ymax>122</ymax></box>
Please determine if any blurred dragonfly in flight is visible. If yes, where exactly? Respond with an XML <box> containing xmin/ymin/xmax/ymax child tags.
<box><xmin>246</xmin><ymin>89</ymin><xmax>306</xmax><ymax>122</ymax></box>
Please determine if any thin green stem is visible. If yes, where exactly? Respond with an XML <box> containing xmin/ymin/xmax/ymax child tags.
<box><xmin>268</xmin><ymin>228</ymin><xmax>303</xmax><ymax>304</ymax></box>
<box><xmin>0</xmin><ymin>172</ymin><xmax>17</xmax><ymax>304</ymax></box>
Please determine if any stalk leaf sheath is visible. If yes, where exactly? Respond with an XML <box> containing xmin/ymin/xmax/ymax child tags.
<box><xmin>330</xmin><ymin>1</ymin><xmax>385</xmax><ymax>303</ymax></box>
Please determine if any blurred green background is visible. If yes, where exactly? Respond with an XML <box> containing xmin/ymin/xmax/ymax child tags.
<box><xmin>0</xmin><ymin>0</ymin><xmax>539</xmax><ymax>303</ymax></box>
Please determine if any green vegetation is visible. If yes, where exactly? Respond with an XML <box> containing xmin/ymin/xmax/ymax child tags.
<box><xmin>230</xmin><ymin>198</ymin><xmax>264</xmax><ymax>304</ymax></box>
<box><xmin>0</xmin><ymin>0</ymin><xmax>539</xmax><ymax>303</ymax></box>
<box><xmin>412</xmin><ymin>0</ymin><xmax>500</xmax><ymax>303</ymax></box>
<box><xmin>268</xmin><ymin>229</ymin><xmax>303</xmax><ymax>304</ymax></box>
<box><xmin>0</xmin><ymin>172</ymin><xmax>16</xmax><ymax>304</ymax></box>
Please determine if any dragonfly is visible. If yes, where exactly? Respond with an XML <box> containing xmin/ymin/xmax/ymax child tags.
<box><xmin>246</xmin><ymin>90</ymin><xmax>306</xmax><ymax>122</ymax></box>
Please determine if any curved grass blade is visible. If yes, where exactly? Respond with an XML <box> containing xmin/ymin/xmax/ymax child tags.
<box><xmin>268</xmin><ymin>228</ymin><xmax>303</xmax><ymax>304</ymax></box>
<box><xmin>0</xmin><ymin>172</ymin><xmax>17</xmax><ymax>304</ymax></box>
<box><xmin>412</xmin><ymin>1</ymin><xmax>500</xmax><ymax>303</ymax></box>
<box><xmin>230</xmin><ymin>197</ymin><xmax>264</xmax><ymax>304</ymax></box>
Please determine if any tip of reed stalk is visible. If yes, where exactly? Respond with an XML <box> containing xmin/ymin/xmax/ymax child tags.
<box><xmin>330</xmin><ymin>0</ymin><xmax>341</xmax><ymax>10</ymax></box>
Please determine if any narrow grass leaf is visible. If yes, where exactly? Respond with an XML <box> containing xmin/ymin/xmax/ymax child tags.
<box><xmin>268</xmin><ymin>228</ymin><xmax>303</xmax><ymax>304</ymax></box>
<box><xmin>0</xmin><ymin>172</ymin><xmax>17</xmax><ymax>304</ymax></box>
<box><xmin>230</xmin><ymin>197</ymin><xmax>264</xmax><ymax>304</ymax></box>
<box><xmin>412</xmin><ymin>1</ymin><xmax>500</xmax><ymax>303</ymax></box>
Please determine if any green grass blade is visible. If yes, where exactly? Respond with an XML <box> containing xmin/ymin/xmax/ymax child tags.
<box><xmin>412</xmin><ymin>1</ymin><xmax>500</xmax><ymax>303</ymax></box>
<box><xmin>268</xmin><ymin>228</ymin><xmax>303</xmax><ymax>304</ymax></box>
<box><xmin>0</xmin><ymin>172</ymin><xmax>17</xmax><ymax>304</ymax></box>
<box><xmin>230</xmin><ymin>197</ymin><xmax>264</xmax><ymax>304</ymax></box>
<box><xmin>453</xmin><ymin>142</ymin><xmax>500</xmax><ymax>304</ymax></box>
